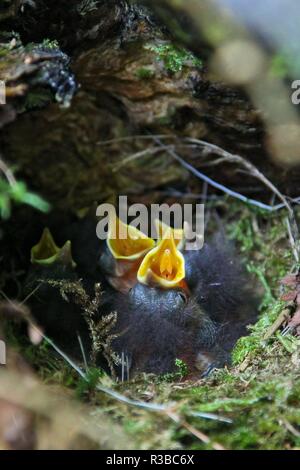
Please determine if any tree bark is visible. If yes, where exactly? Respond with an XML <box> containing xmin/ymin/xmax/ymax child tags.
<box><xmin>0</xmin><ymin>0</ymin><xmax>298</xmax><ymax>212</ymax></box>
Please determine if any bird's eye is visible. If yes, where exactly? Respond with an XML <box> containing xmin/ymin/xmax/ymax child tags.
<box><xmin>179</xmin><ymin>291</ymin><xmax>188</xmax><ymax>304</ymax></box>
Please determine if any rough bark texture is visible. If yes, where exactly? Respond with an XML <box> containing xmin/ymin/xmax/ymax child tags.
<box><xmin>0</xmin><ymin>0</ymin><xmax>298</xmax><ymax>212</ymax></box>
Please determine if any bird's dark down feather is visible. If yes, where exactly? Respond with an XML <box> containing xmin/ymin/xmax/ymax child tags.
<box><xmin>25</xmin><ymin>220</ymin><xmax>258</xmax><ymax>379</ymax></box>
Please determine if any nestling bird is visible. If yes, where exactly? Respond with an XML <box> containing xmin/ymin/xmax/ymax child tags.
<box><xmin>24</xmin><ymin>228</ymin><xmax>92</xmax><ymax>359</ymax></box>
<box><xmin>24</xmin><ymin>216</ymin><xmax>258</xmax><ymax>379</ymax></box>
<box><xmin>99</xmin><ymin>219</ymin><xmax>257</xmax><ymax>377</ymax></box>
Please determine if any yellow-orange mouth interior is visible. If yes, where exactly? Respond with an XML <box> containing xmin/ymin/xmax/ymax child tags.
<box><xmin>31</xmin><ymin>228</ymin><xmax>60</xmax><ymax>265</ymax></box>
<box><xmin>137</xmin><ymin>229</ymin><xmax>185</xmax><ymax>288</ymax></box>
<box><xmin>31</xmin><ymin>228</ymin><xmax>76</xmax><ymax>267</ymax></box>
<box><xmin>155</xmin><ymin>219</ymin><xmax>185</xmax><ymax>250</ymax></box>
<box><xmin>107</xmin><ymin>217</ymin><xmax>155</xmax><ymax>260</ymax></box>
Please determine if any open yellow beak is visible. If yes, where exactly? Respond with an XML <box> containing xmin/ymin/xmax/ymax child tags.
<box><xmin>107</xmin><ymin>216</ymin><xmax>155</xmax><ymax>261</ymax></box>
<box><xmin>155</xmin><ymin>219</ymin><xmax>185</xmax><ymax>251</ymax></box>
<box><xmin>137</xmin><ymin>229</ymin><xmax>185</xmax><ymax>288</ymax></box>
<box><xmin>31</xmin><ymin>228</ymin><xmax>76</xmax><ymax>268</ymax></box>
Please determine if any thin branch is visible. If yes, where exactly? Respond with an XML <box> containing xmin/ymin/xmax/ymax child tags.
<box><xmin>286</xmin><ymin>217</ymin><xmax>300</xmax><ymax>263</ymax></box>
<box><xmin>98</xmin><ymin>133</ymin><xmax>300</xmax><ymax>210</ymax></box>
<box><xmin>150</xmin><ymin>135</ymin><xmax>300</xmax><ymax>261</ymax></box>
<box><xmin>27</xmin><ymin>317</ymin><xmax>231</xmax><ymax>423</ymax></box>
<box><xmin>96</xmin><ymin>134</ymin><xmax>173</xmax><ymax>146</ymax></box>
<box><xmin>112</xmin><ymin>146</ymin><xmax>165</xmax><ymax>171</ymax></box>
<box><xmin>151</xmin><ymin>136</ymin><xmax>279</xmax><ymax>212</ymax></box>
<box><xmin>0</xmin><ymin>154</ymin><xmax>17</xmax><ymax>186</ymax></box>
<box><xmin>280</xmin><ymin>418</ymin><xmax>300</xmax><ymax>438</ymax></box>
<box><xmin>96</xmin><ymin>130</ymin><xmax>300</xmax><ymax>261</ymax></box>
<box><xmin>185</xmin><ymin>137</ymin><xmax>294</xmax><ymax>213</ymax></box>
<box><xmin>167</xmin><ymin>410</ymin><xmax>226</xmax><ymax>450</ymax></box>
<box><xmin>20</xmin><ymin>283</ymin><xmax>42</xmax><ymax>306</ymax></box>
<box><xmin>77</xmin><ymin>332</ymin><xmax>88</xmax><ymax>372</ymax></box>
<box><xmin>112</xmin><ymin>144</ymin><xmax>197</xmax><ymax>172</ymax></box>
<box><xmin>263</xmin><ymin>306</ymin><xmax>292</xmax><ymax>341</ymax></box>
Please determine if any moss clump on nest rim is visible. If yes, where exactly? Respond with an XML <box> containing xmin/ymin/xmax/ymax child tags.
<box><xmin>144</xmin><ymin>41</ymin><xmax>203</xmax><ymax>73</ymax></box>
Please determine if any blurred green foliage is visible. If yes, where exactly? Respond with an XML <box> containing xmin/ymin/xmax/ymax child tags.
<box><xmin>0</xmin><ymin>178</ymin><xmax>50</xmax><ymax>219</ymax></box>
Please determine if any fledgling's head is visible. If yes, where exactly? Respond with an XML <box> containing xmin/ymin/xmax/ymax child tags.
<box><xmin>99</xmin><ymin>217</ymin><xmax>186</xmax><ymax>292</ymax></box>
<box><xmin>30</xmin><ymin>227</ymin><xmax>76</xmax><ymax>270</ymax></box>
<box><xmin>28</xmin><ymin>228</ymin><xmax>78</xmax><ymax>294</ymax></box>
<box><xmin>137</xmin><ymin>228</ymin><xmax>186</xmax><ymax>289</ymax></box>
<box><xmin>24</xmin><ymin>228</ymin><xmax>93</xmax><ymax>358</ymax></box>
<box><xmin>99</xmin><ymin>216</ymin><xmax>155</xmax><ymax>292</ymax></box>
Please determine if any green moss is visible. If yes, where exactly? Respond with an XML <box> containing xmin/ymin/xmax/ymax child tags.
<box><xmin>0</xmin><ymin>46</ymin><xmax>8</xmax><ymax>57</ymax></box>
<box><xmin>159</xmin><ymin>358</ymin><xmax>189</xmax><ymax>382</ymax></box>
<box><xmin>41</xmin><ymin>38</ymin><xmax>60</xmax><ymax>50</ymax></box>
<box><xmin>231</xmin><ymin>298</ymin><xmax>284</xmax><ymax>365</ymax></box>
<box><xmin>144</xmin><ymin>41</ymin><xmax>202</xmax><ymax>73</ymax></box>
<box><xmin>23</xmin><ymin>88</ymin><xmax>53</xmax><ymax>110</ymax></box>
<box><xmin>135</xmin><ymin>67</ymin><xmax>154</xmax><ymax>79</ymax></box>
<box><xmin>76</xmin><ymin>367</ymin><xmax>105</xmax><ymax>399</ymax></box>
<box><xmin>23</xmin><ymin>39</ymin><xmax>57</xmax><ymax>54</ymax></box>
<box><xmin>175</xmin><ymin>358</ymin><xmax>188</xmax><ymax>377</ymax></box>
<box><xmin>11</xmin><ymin>200</ymin><xmax>300</xmax><ymax>449</ymax></box>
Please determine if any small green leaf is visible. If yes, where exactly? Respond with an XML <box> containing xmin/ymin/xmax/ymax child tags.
<box><xmin>0</xmin><ymin>177</ymin><xmax>50</xmax><ymax>219</ymax></box>
<box><xmin>21</xmin><ymin>191</ymin><xmax>51</xmax><ymax>213</ymax></box>
<box><xmin>9</xmin><ymin>181</ymin><xmax>27</xmax><ymax>202</ymax></box>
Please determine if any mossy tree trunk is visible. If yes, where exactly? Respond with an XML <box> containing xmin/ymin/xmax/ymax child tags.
<box><xmin>0</xmin><ymin>0</ymin><xmax>298</xmax><ymax>213</ymax></box>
